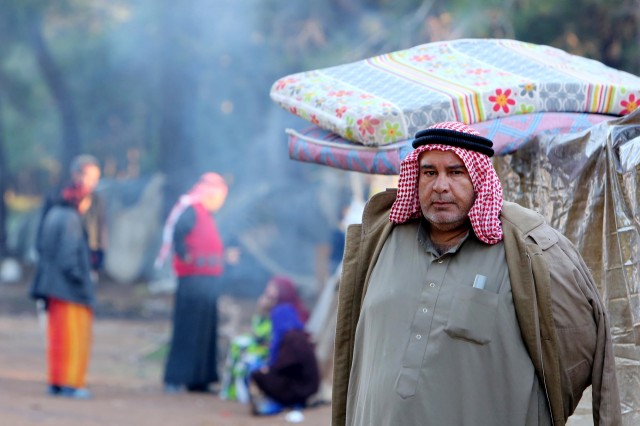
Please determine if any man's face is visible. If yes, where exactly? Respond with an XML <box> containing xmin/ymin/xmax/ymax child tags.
<box><xmin>418</xmin><ymin>150</ymin><xmax>475</xmax><ymax>232</ymax></box>
<box><xmin>73</xmin><ymin>164</ymin><xmax>101</xmax><ymax>194</ymax></box>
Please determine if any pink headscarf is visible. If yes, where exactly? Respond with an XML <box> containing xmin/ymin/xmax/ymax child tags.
<box><xmin>154</xmin><ymin>173</ymin><xmax>228</xmax><ymax>268</ymax></box>
<box><xmin>189</xmin><ymin>172</ymin><xmax>228</xmax><ymax>200</ymax></box>
<box><xmin>389</xmin><ymin>121</ymin><xmax>504</xmax><ymax>245</ymax></box>
<box><xmin>270</xmin><ymin>275</ymin><xmax>310</xmax><ymax>324</ymax></box>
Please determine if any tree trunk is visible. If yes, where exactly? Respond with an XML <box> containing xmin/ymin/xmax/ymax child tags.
<box><xmin>28</xmin><ymin>13</ymin><xmax>81</xmax><ymax>174</ymax></box>
<box><xmin>0</xmin><ymin>95</ymin><xmax>7</xmax><ymax>258</ymax></box>
<box><xmin>157</xmin><ymin>2</ymin><xmax>200</xmax><ymax>217</ymax></box>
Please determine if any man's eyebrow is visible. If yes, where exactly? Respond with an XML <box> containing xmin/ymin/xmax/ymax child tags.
<box><xmin>419</xmin><ymin>163</ymin><xmax>466</xmax><ymax>170</ymax></box>
<box><xmin>447</xmin><ymin>164</ymin><xmax>467</xmax><ymax>171</ymax></box>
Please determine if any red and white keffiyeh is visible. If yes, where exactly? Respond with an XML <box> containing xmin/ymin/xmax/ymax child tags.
<box><xmin>389</xmin><ymin>121</ymin><xmax>504</xmax><ymax>245</ymax></box>
<box><xmin>154</xmin><ymin>172</ymin><xmax>228</xmax><ymax>268</ymax></box>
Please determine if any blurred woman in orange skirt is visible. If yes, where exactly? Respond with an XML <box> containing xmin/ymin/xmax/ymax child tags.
<box><xmin>31</xmin><ymin>155</ymin><xmax>101</xmax><ymax>399</ymax></box>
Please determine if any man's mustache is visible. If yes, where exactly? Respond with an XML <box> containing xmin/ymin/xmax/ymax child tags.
<box><xmin>430</xmin><ymin>197</ymin><xmax>455</xmax><ymax>203</ymax></box>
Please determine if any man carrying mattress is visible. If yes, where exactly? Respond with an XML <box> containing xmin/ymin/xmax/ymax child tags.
<box><xmin>332</xmin><ymin>121</ymin><xmax>621</xmax><ymax>425</ymax></box>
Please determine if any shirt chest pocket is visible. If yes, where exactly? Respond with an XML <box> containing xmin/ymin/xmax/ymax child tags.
<box><xmin>444</xmin><ymin>286</ymin><xmax>499</xmax><ymax>345</ymax></box>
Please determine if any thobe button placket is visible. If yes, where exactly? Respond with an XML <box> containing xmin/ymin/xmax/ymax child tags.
<box><xmin>395</xmin><ymin>242</ymin><xmax>449</xmax><ymax>399</ymax></box>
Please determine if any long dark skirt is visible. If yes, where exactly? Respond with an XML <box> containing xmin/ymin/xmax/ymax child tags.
<box><xmin>163</xmin><ymin>275</ymin><xmax>220</xmax><ymax>388</ymax></box>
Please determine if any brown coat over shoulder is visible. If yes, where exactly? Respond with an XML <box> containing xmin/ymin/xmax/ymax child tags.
<box><xmin>332</xmin><ymin>188</ymin><xmax>621</xmax><ymax>426</ymax></box>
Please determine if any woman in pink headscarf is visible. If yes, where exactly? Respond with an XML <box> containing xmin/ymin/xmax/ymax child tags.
<box><xmin>159</xmin><ymin>173</ymin><xmax>234</xmax><ymax>393</ymax></box>
<box><xmin>219</xmin><ymin>275</ymin><xmax>313</xmax><ymax>406</ymax></box>
<box><xmin>263</xmin><ymin>276</ymin><xmax>310</xmax><ymax>323</ymax></box>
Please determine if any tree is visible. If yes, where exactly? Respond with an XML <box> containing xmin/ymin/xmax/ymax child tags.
<box><xmin>155</xmin><ymin>1</ymin><xmax>201</xmax><ymax>214</ymax></box>
<box><xmin>0</xmin><ymin>95</ymin><xmax>7</xmax><ymax>257</ymax></box>
<box><xmin>19</xmin><ymin>2</ymin><xmax>83</xmax><ymax>175</ymax></box>
<box><xmin>28</xmin><ymin>11</ymin><xmax>81</xmax><ymax>173</ymax></box>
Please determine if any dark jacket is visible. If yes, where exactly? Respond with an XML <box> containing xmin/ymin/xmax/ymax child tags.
<box><xmin>38</xmin><ymin>188</ymin><xmax>107</xmax><ymax>270</ymax></box>
<box><xmin>31</xmin><ymin>203</ymin><xmax>95</xmax><ymax>306</ymax></box>
<box><xmin>252</xmin><ymin>329</ymin><xmax>320</xmax><ymax>406</ymax></box>
<box><xmin>332</xmin><ymin>189</ymin><xmax>620</xmax><ymax>426</ymax></box>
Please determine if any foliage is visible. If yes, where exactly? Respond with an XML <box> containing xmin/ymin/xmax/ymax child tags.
<box><xmin>0</xmin><ymin>0</ymin><xmax>638</xmax><ymax>192</ymax></box>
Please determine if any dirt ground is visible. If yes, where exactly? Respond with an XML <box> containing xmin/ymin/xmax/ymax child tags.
<box><xmin>0</xmin><ymin>273</ymin><xmax>594</xmax><ymax>426</ymax></box>
<box><xmin>0</xmin><ymin>278</ymin><xmax>331</xmax><ymax>426</ymax></box>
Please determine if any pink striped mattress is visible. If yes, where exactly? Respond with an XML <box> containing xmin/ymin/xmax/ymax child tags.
<box><xmin>287</xmin><ymin>112</ymin><xmax>614</xmax><ymax>175</ymax></box>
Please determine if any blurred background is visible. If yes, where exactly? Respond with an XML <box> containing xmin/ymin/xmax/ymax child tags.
<box><xmin>0</xmin><ymin>0</ymin><xmax>638</xmax><ymax>304</ymax></box>
<box><xmin>0</xmin><ymin>1</ymin><xmax>638</xmax><ymax>424</ymax></box>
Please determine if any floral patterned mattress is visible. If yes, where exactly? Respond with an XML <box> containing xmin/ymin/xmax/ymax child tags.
<box><xmin>271</xmin><ymin>39</ymin><xmax>640</xmax><ymax>146</ymax></box>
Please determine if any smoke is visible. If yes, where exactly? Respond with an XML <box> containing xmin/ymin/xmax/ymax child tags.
<box><xmin>10</xmin><ymin>1</ymin><xmax>422</xmax><ymax>298</ymax></box>
<box><xmin>90</xmin><ymin>0</ymin><xmax>361</xmax><ymax>297</ymax></box>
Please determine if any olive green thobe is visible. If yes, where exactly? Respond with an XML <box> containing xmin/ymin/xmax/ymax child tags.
<box><xmin>346</xmin><ymin>220</ymin><xmax>551</xmax><ymax>425</ymax></box>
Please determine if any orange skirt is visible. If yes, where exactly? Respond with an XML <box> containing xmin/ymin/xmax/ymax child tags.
<box><xmin>47</xmin><ymin>298</ymin><xmax>93</xmax><ymax>388</ymax></box>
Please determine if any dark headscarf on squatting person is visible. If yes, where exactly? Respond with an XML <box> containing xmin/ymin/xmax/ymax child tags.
<box><xmin>268</xmin><ymin>304</ymin><xmax>305</xmax><ymax>365</ymax></box>
<box><xmin>270</xmin><ymin>276</ymin><xmax>309</xmax><ymax>324</ymax></box>
<box><xmin>389</xmin><ymin>121</ymin><xmax>504</xmax><ymax>245</ymax></box>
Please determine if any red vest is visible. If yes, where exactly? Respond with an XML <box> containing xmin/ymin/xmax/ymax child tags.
<box><xmin>173</xmin><ymin>203</ymin><xmax>224</xmax><ymax>277</ymax></box>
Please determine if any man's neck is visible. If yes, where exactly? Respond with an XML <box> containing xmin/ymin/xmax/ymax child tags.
<box><xmin>429</xmin><ymin>225</ymin><xmax>471</xmax><ymax>254</ymax></box>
